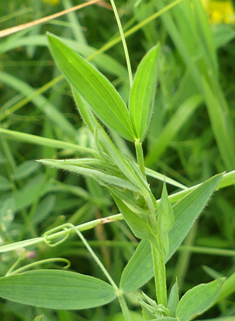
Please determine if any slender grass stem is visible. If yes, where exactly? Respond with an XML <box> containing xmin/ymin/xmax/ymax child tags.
<box><xmin>109</xmin><ymin>0</ymin><xmax>133</xmax><ymax>87</ymax></box>
<box><xmin>135</xmin><ymin>139</ymin><xmax>146</xmax><ymax>179</ymax></box>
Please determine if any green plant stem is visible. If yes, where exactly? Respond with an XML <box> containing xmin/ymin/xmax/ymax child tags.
<box><xmin>118</xmin><ymin>292</ymin><xmax>133</xmax><ymax>321</ymax></box>
<box><xmin>135</xmin><ymin>140</ymin><xmax>146</xmax><ymax>179</ymax></box>
<box><xmin>109</xmin><ymin>0</ymin><xmax>133</xmax><ymax>87</ymax></box>
<box><xmin>151</xmin><ymin>235</ymin><xmax>167</xmax><ymax>307</ymax></box>
<box><xmin>71</xmin><ymin>224</ymin><xmax>119</xmax><ymax>291</ymax></box>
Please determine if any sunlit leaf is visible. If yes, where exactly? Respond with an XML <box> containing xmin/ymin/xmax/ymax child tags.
<box><xmin>129</xmin><ymin>44</ymin><xmax>160</xmax><ymax>141</ymax></box>
<box><xmin>47</xmin><ymin>33</ymin><xmax>135</xmax><ymax>141</ymax></box>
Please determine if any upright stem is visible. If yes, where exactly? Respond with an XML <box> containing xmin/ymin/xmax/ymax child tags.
<box><xmin>151</xmin><ymin>232</ymin><xmax>167</xmax><ymax>307</ymax></box>
<box><xmin>110</xmin><ymin>0</ymin><xmax>133</xmax><ymax>87</ymax></box>
<box><xmin>135</xmin><ymin>140</ymin><xmax>146</xmax><ymax>179</ymax></box>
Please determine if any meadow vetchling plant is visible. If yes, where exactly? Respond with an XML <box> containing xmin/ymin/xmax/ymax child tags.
<box><xmin>0</xmin><ymin>31</ymin><xmax>229</xmax><ymax>321</ymax></box>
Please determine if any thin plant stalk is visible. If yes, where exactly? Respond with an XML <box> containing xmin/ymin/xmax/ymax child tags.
<box><xmin>110</xmin><ymin>0</ymin><xmax>133</xmax><ymax>87</ymax></box>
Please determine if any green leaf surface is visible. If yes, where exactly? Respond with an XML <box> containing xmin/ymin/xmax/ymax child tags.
<box><xmin>176</xmin><ymin>279</ymin><xmax>224</xmax><ymax>321</ymax></box>
<box><xmin>129</xmin><ymin>45</ymin><xmax>160</xmax><ymax>141</ymax></box>
<box><xmin>0</xmin><ymin>270</ymin><xmax>117</xmax><ymax>310</ymax></box>
<box><xmin>120</xmin><ymin>173</ymin><xmax>223</xmax><ymax>293</ymax></box>
<box><xmin>168</xmin><ymin>173</ymin><xmax>223</xmax><ymax>260</ymax></box>
<box><xmin>47</xmin><ymin>33</ymin><xmax>135</xmax><ymax>141</ymax></box>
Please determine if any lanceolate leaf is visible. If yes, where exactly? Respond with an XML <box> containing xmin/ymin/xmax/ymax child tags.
<box><xmin>176</xmin><ymin>278</ymin><xmax>224</xmax><ymax>321</ymax></box>
<box><xmin>129</xmin><ymin>45</ymin><xmax>160</xmax><ymax>141</ymax></box>
<box><xmin>0</xmin><ymin>270</ymin><xmax>117</xmax><ymax>310</ymax></box>
<box><xmin>120</xmin><ymin>173</ymin><xmax>223</xmax><ymax>293</ymax></box>
<box><xmin>47</xmin><ymin>33</ymin><xmax>135</xmax><ymax>141</ymax></box>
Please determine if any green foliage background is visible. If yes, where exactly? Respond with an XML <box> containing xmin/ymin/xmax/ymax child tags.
<box><xmin>0</xmin><ymin>0</ymin><xmax>235</xmax><ymax>320</ymax></box>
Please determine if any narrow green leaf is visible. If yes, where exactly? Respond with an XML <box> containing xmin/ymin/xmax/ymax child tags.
<box><xmin>168</xmin><ymin>173</ymin><xmax>223</xmax><ymax>260</ymax></box>
<box><xmin>202</xmin><ymin>78</ymin><xmax>235</xmax><ymax>170</ymax></box>
<box><xmin>176</xmin><ymin>279</ymin><xmax>224</xmax><ymax>321</ymax></box>
<box><xmin>0</xmin><ymin>270</ymin><xmax>117</xmax><ymax>309</ymax></box>
<box><xmin>120</xmin><ymin>173</ymin><xmax>223</xmax><ymax>293</ymax></box>
<box><xmin>129</xmin><ymin>45</ymin><xmax>160</xmax><ymax>141</ymax></box>
<box><xmin>47</xmin><ymin>33</ymin><xmax>135</xmax><ymax>141</ymax></box>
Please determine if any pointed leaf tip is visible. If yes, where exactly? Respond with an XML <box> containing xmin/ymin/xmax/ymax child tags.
<box><xmin>47</xmin><ymin>33</ymin><xmax>136</xmax><ymax>141</ymax></box>
<box><xmin>130</xmin><ymin>44</ymin><xmax>160</xmax><ymax>141</ymax></box>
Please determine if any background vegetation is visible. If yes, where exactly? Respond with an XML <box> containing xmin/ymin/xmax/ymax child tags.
<box><xmin>0</xmin><ymin>0</ymin><xmax>235</xmax><ymax>320</ymax></box>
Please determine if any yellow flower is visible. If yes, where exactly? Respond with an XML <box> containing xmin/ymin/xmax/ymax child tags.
<box><xmin>201</xmin><ymin>0</ymin><xmax>235</xmax><ymax>24</ymax></box>
<box><xmin>43</xmin><ymin>0</ymin><xmax>60</xmax><ymax>5</ymax></box>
